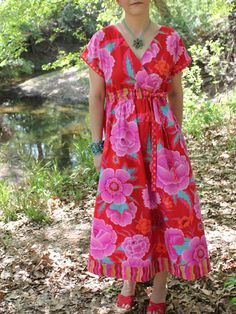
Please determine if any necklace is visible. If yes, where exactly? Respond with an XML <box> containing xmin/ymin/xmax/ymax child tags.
<box><xmin>122</xmin><ymin>18</ymin><xmax>151</xmax><ymax>50</ymax></box>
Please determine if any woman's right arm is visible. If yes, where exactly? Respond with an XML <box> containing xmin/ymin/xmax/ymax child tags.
<box><xmin>88</xmin><ymin>67</ymin><xmax>106</xmax><ymax>172</ymax></box>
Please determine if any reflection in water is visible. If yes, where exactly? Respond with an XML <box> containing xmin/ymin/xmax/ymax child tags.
<box><xmin>0</xmin><ymin>114</ymin><xmax>13</xmax><ymax>142</ymax></box>
<box><xmin>0</xmin><ymin>93</ymin><xmax>89</xmax><ymax>176</ymax></box>
<box><xmin>60</xmin><ymin>134</ymin><xmax>72</xmax><ymax>169</ymax></box>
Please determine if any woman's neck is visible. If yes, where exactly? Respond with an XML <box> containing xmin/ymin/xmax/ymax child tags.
<box><xmin>123</xmin><ymin>14</ymin><xmax>151</xmax><ymax>35</ymax></box>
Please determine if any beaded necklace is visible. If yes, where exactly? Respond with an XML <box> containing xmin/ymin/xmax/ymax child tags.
<box><xmin>122</xmin><ymin>18</ymin><xmax>151</xmax><ymax>50</ymax></box>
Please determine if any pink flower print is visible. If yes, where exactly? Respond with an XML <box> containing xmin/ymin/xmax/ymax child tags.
<box><xmin>142</xmin><ymin>185</ymin><xmax>161</xmax><ymax>209</ymax></box>
<box><xmin>106</xmin><ymin>202</ymin><xmax>137</xmax><ymax>226</ymax></box>
<box><xmin>164</xmin><ymin>228</ymin><xmax>185</xmax><ymax>262</ymax></box>
<box><xmin>194</xmin><ymin>191</ymin><xmax>202</xmax><ymax>220</ymax></box>
<box><xmin>88</xmin><ymin>29</ymin><xmax>105</xmax><ymax>59</ymax></box>
<box><xmin>90</xmin><ymin>218</ymin><xmax>117</xmax><ymax>259</ymax></box>
<box><xmin>122</xmin><ymin>257</ymin><xmax>151</xmax><ymax>268</ymax></box>
<box><xmin>122</xmin><ymin>234</ymin><xmax>150</xmax><ymax>259</ymax></box>
<box><xmin>166</xmin><ymin>31</ymin><xmax>183</xmax><ymax>64</ymax></box>
<box><xmin>98</xmin><ymin>168</ymin><xmax>133</xmax><ymax>204</ymax></box>
<box><xmin>135</xmin><ymin>70</ymin><xmax>162</xmax><ymax>91</ymax></box>
<box><xmin>182</xmin><ymin>235</ymin><xmax>208</xmax><ymax>264</ymax></box>
<box><xmin>156</xmin><ymin>148</ymin><xmax>190</xmax><ymax>195</ymax></box>
<box><xmin>100</xmin><ymin>48</ymin><xmax>115</xmax><ymax>82</ymax></box>
<box><xmin>115</xmin><ymin>99</ymin><xmax>135</xmax><ymax>119</ymax></box>
<box><xmin>142</xmin><ymin>42</ymin><xmax>160</xmax><ymax>65</ymax></box>
<box><xmin>110</xmin><ymin>120</ymin><xmax>140</xmax><ymax>156</ymax></box>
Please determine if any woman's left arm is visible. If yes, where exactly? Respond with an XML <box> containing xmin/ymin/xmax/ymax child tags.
<box><xmin>167</xmin><ymin>72</ymin><xmax>184</xmax><ymax>127</ymax></box>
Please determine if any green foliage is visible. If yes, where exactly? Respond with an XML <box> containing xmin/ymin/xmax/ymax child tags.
<box><xmin>224</xmin><ymin>277</ymin><xmax>236</xmax><ymax>311</ymax></box>
<box><xmin>181</xmin><ymin>36</ymin><xmax>228</xmax><ymax>103</ymax></box>
<box><xmin>183</xmin><ymin>87</ymin><xmax>236</xmax><ymax>138</ymax></box>
<box><xmin>0</xmin><ymin>0</ymin><xmax>63</xmax><ymax>57</ymax></box>
<box><xmin>165</xmin><ymin>0</ymin><xmax>235</xmax><ymax>38</ymax></box>
<box><xmin>190</xmin><ymin>39</ymin><xmax>226</xmax><ymax>87</ymax></box>
<box><xmin>0</xmin><ymin>180</ymin><xmax>10</xmax><ymax>206</ymax></box>
<box><xmin>42</xmin><ymin>51</ymin><xmax>80</xmax><ymax>70</ymax></box>
<box><xmin>73</xmin><ymin>129</ymin><xmax>100</xmax><ymax>187</ymax></box>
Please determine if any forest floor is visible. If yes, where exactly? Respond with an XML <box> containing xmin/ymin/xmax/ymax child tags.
<box><xmin>0</xmin><ymin>117</ymin><xmax>235</xmax><ymax>314</ymax></box>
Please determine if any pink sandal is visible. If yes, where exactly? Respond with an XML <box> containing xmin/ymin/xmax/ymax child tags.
<box><xmin>116</xmin><ymin>293</ymin><xmax>135</xmax><ymax>311</ymax></box>
<box><xmin>146</xmin><ymin>300</ymin><xmax>166</xmax><ymax>313</ymax></box>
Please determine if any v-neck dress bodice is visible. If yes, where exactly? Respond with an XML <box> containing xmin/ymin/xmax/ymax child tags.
<box><xmin>80</xmin><ymin>24</ymin><xmax>212</xmax><ymax>282</ymax></box>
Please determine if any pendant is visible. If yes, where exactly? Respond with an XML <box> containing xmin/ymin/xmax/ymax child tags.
<box><xmin>132</xmin><ymin>38</ymin><xmax>144</xmax><ymax>49</ymax></box>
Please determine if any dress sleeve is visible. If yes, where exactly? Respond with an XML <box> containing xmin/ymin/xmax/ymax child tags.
<box><xmin>170</xmin><ymin>31</ymin><xmax>192</xmax><ymax>76</ymax></box>
<box><xmin>80</xmin><ymin>30</ymin><xmax>104</xmax><ymax>78</ymax></box>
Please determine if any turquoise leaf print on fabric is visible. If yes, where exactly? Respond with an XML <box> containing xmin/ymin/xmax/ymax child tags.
<box><xmin>105</xmin><ymin>42</ymin><xmax>115</xmax><ymax>52</ymax></box>
<box><xmin>174</xmin><ymin>237</ymin><xmax>190</xmax><ymax>256</ymax></box>
<box><xmin>177</xmin><ymin>191</ymin><xmax>192</xmax><ymax>207</ymax></box>
<box><xmin>146</xmin><ymin>132</ymin><xmax>152</xmax><ymax>154</ymax></box>
<box><xmin>128</xmin><ymin>152</ymin><xmax>138</xmax><ymax>159</ymax></box>
<box><xmin>174</xmin><ymin>133</ymin><xmax>180</xmax><ymax>144</ymax></box>
<box><xmin>126</xmin><ymin>79</ymin><xmax>136</xmax><ymax>84</ymax></box>
<box><xmin>116</xmin><ymin>245</ymin><xmax>124</xmax><ymax>251</ymax></box>
<box><xmin>110</xmin><ymin>203</ymin><xmax>129</xmax><ymax>215</ymax></box>
<box><xmin>88</xmin><ymin>55</ymin><xmax>93</xmax><ymax>62</ymax></box>
<box><xmin>125</xmin><ymin>55</ymin><xmax>135</xmax><ymax>79</ymax></box>
<box><xmin>133</xmin><ymin>116</ymin><xmax>141</xmax><ymax>123</ymax></box>
<box><xmin>98</xmin><ymin>202</ymin><xmax>106</xmax><ymax>214</ymax></box>
<box><xmin>101</xmin><ymin>256</ymin><xmax>114</xmax><ymax>264</ymax></box>
<box><xmin>168</xmin><ymin>120</ymin><xmax>174</xmax><ymax>127</ymax></box>
<box><xmin>161</xmin><ymin>105</ymin><xmax>169</xmax><ymax>117</ymax></box>
<box><xmin>127</xmin><ymin>168</ymin><xmax>136</xmax><ymax>175</ymax></box>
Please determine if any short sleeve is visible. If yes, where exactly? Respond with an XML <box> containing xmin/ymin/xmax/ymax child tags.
<box><xmin>80</xmin><ymin>30</ymin><xmax>105</xmax><ymax>78</ymax></box>
<box><xmin>170</xmin><ymin>30</ymin><xmax>192</xmax><ymax>76</ymax></box>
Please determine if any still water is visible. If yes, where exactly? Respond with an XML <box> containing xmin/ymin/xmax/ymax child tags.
<box><xmin>0</xmin><ymin>91</ymin><xmax>89</xmax><ymax>182</ymax></box>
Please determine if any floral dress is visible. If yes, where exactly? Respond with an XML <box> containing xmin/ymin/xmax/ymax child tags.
<box><xmin>80</xmin><ymin>24</ymin><xmax>212</xmax><ymax>282</ymax></box>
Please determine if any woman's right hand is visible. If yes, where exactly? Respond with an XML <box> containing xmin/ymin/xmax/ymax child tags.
<box><xmin>94</xmin><ymin>153</ymin><xmax>103</xmax><ymax>173</ymax></box>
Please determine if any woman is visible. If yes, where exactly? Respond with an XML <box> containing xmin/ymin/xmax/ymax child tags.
<box><xmin>80</xmin><ymin>0</ymin><xmax>212</xmax><ymax>313</ymax></box>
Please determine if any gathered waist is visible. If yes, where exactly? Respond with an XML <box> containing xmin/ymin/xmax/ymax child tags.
<box><xmin>105</xmin><ymin>87</ymin><xmax>168</xmax><ymax>101</ymax></box>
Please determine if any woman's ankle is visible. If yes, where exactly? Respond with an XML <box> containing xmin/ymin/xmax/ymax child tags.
<box><xmin>121</xmin><ymin>280</ymin><xmax>136</xmax><ymax>296</ymax></box>
<box><xmin>150</xmin><ymin>284</ymin><xmax>167</xmax><ymax>303</ymax></box>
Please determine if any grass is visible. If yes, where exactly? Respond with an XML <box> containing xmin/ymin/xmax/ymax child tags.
<box><xmin>0</xmin><ymin>130</ymin><xmax>99</xmax><ymax>223</ymax></box>
<box><xmin>183</xmin><ymin>88</ymin><xmax>236</xmax><ymax>138</ymax></box>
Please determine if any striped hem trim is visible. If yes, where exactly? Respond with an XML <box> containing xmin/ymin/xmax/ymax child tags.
<box><xmin>87</xmin><ymin>256</ymin><xmax>212</xmax><ymax>282</ymax></box>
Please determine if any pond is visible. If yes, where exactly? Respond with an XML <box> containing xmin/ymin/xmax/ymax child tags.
<box><xmin>0</xmin><ymin>89</ymin><xmax>89</xmax><ymax>183</ymax></box>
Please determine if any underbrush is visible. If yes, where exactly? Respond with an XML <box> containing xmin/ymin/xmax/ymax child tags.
<box><xmin>0</xmin><ymin>130</ymin><xmax>99</xmax><ymax>223</ymax></box>
<box><xmin>183</xmin><ymin>87</ymin><xmax>236</xmax><ymax>139</ymax></box>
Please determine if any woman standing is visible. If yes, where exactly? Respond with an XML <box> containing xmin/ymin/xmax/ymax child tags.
<box><xmin>80</xmin><ymin>0</ymin><xmax>212</xmax><ymax>313</ymax></box>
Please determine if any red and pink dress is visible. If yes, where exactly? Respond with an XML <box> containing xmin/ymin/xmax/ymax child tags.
<box><xmin>80</xmin><ymin>24</ymin><xmax>212</xmax><ymax>282</ymax></box>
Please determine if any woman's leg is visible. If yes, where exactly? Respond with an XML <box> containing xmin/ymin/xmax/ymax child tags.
<box><xmin>147</xmin><ymin>271</ymin><xmax>168</xmax><ymax>311</ymax></box>
<box><xmin>119</xmin><ymin>280</ymin><xmax>137</xmax><ymax>309</ymax></box>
